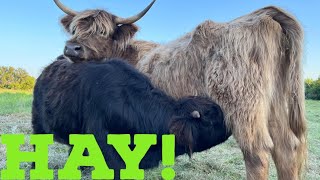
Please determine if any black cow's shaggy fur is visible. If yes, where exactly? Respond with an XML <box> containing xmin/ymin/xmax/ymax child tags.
<box><xmin>32</xmin><ymin>58</ymin><xmax>230</xmax><ymax>176</ymax></box>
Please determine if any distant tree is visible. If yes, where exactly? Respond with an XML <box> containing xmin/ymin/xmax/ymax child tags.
<box><xmin>0</xmin><ymin>66</ymin><xmax>35</xmax><ymax>90</ymax></box>
<box><xmin>305</xmin><ymin>77</ymin><xmax>320</xmax><ymax>100</ymax></box>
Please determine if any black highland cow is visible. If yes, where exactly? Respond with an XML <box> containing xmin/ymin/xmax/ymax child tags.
<box><xmin>32</xmin><ymin>58</ymin><xmax>230</xmax><ymax>177</ymax></box>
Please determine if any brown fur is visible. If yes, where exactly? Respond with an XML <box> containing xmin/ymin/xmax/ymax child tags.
<box><xmin>60</xmin><ymin>6</ymin><xmax>306</xmax><ymax>180</ymax></box>
<box><xmin>61</xmin><ymin>10</ymin><xmax>158</xmax><ymax>65</ymax></box>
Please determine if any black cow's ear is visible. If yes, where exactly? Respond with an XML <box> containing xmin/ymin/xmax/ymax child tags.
<box><xmin>112</xmin><ymin>24</ymin><xmax>138</xmax><ymax>47</ymax></box>
<box><xmin>169</xmin><ymin>118</ymin><xmax>194</xmax><ymax>157</ymax></box>
<box><xmin>61</xmin><ymin>15</ymin><xmax>74</xmax><ymax>33</ymax></box>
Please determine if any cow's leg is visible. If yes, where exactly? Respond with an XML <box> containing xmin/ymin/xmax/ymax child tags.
<box><xmin>236</xmin><ymin>125</ymin><xmax>272</xmax><ymax>180</ymax></box>
<box><xmin>205</xmin><ymin>101</ymin><xmax>273</xmax><ymax>179</ymax></box>
<box><xmin>209</xmin><ymin>103</ymin><xmax>274</xmax><ymax>180</ymax></box>
<box><xmin>269</xmin><ymin>106</ymin><xmax>304</xmax><ymax>180</ymax></box>
<box><xmin>205</xmin><ymin>60</ymin><xmax>276</xmax><ymax>180</ymax></box>
<box><xmin>229</xmin><ymin>110</ymin><xmax>273</xmax><ymax>180</ymax></box>
<box><xmin>270</xmin><ymin>134</ymin><xmax>300</xmax><ymax>180</ymax></box>
<box><xmin>242</xmin><ymin>149</ymin><xmax>270</xmax><ymax>180</ymax></box>
<box><xmin>228</xmin><ymin>103</ymin><xmax>273</xmax><ymax>180</ymax></box>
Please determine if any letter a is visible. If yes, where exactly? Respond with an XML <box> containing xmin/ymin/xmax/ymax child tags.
<box><xmin>59</xmin><ymin>134</ymin><xmax>114</xmax><ymax>179</ymax></box>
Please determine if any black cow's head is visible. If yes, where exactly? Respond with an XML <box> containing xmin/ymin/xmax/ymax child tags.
<box><xmin>170</xmin><ymin>96</ymin><xmax>231</xmax><ymax>157</ymax></box>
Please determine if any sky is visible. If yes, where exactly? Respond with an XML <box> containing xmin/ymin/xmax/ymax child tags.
<box><xmin>0</xmin><ymin>0</ymin><xmax>319</xmax><ymax>79</ymax></box>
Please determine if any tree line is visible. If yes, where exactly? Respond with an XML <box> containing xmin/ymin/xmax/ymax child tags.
<box><xmin>305</xmin><ymin>77</ymin><xmax>320</xmax><ymax>100</ymax></box>
<box><xmin>0</xmin><ymin>66</ymin><xmax>35</xmax><ymax>91</ymax></box>
<box><xmin>0</xmin><ymin>66</ymin><xmax>319</xmax><ymax>99</ymax></box>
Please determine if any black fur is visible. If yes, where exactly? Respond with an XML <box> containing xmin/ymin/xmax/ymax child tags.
<box><xmin>32</xmin><ymin>58</ymin><xmax>230</xmax><ymax>177</ymax></box>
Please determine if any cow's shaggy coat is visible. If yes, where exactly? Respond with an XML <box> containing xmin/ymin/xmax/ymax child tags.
<box><xmin>58</xmin><ymin>5</ymin><xmax>306</xmax><ymax>180</ymax></box>
<box><xmin>32</xmin><ymin>59</ymin><xmax>230</xmax><ymax>178</ymax></box>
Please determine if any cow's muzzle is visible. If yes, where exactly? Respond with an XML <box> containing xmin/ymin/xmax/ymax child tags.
<box><xmin>64</xmin><ymin>42</ymin><xmax>83</xmax><ymax>60</ymax></box>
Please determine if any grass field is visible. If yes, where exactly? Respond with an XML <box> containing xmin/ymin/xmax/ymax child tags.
<box><xmin>0</xmin><ymin>91</ymin><xmax>319</xmax><ymax>179</ymax></box>
<box><xmin>0</xmin><ymin>92</ymin><xmax>33</xmax><ymax>115</ymax></box>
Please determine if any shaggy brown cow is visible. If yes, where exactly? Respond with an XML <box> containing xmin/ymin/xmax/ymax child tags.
<box><xmin>54</xmin><ymin>0</ymin><xmax>158</xmax><ymax>64</ymax></box>
<box><xmin>54</xmin><ymin>1</ymin><xmax>306</xmax><ymax>180</ymax></box>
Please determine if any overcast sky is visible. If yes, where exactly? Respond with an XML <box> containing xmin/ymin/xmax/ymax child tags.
<box><xmin>0</xmin><ymin>0</ymin><xmax>319</xmax><ymax>79</ymax></box>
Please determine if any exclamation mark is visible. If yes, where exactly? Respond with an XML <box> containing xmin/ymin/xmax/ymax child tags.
<box><xmin>161</xmin><ymin>135</ymin><xmax>176</xmax><ymax>180</ymax></box>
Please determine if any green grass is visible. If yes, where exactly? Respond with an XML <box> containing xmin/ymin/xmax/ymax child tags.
<box><xmin>305</xmin><ymin>100</ymin><xmax>320</xmax><ymax>178</ymax></box>
<box><xmin>0</xmin><ymin>92</ymin><xmax>33</xmax><ymax>115</ymax></box>
<box><xmin>306</xmin><ymin>100</ymin><xmax>320</xmax><ymax>153</ymax></box>
<box><xmin>0</xmin><ymin>92</ymin><xmax>319</xmax><ymax>179</ymax></box>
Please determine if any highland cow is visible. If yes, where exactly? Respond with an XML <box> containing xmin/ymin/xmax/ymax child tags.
<box><xmin>32</xmin><ymin>58</ymin><xmax>230</xmax><ymax>178</ymax></box>
<box><xmin>54</xmin><ymin>0</ymin><xmax>307</xmax><ymax>179</ymax></box>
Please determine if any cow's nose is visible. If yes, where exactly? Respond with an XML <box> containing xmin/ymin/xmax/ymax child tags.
<box><xmin>64</xmin><ymin>43</ymin><xmax>82</xmax><ymax>57</ymax></box>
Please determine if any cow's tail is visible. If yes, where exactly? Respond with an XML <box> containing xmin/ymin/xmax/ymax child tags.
<box><xmin>266</xmin><ymin>6</ymin><xmax>307</xmax><ymax>177</ymax></box>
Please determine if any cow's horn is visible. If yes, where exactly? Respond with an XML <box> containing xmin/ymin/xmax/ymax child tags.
<box><xmin>115</xmin><ymin>0</ymin><xmax>156</xmax><ymax>25</ymax></box>
<box><xmin>191</xmin><ymin>111</ymin><xmax>201</xmax><ymax>119</ymax></box>
<box><xmin>54</xmin><ymin>0</ymin><xmax>78</xmax><ymax>16</ymax></box>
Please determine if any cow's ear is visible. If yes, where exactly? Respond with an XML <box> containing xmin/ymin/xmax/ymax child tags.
<box><xmin>112</xmin><ymin>24</ymin><xmax>138</xmax><ymax>47</ymax></box>
<box><xmin>169</xmin><ymin>118</ymin><xmax>194</xmax><ymax>157</ymax></box>
<box><xmin>61</xmin><ymin>15</ymin><xmax>74</xmax><ymax>33</ymax></box>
